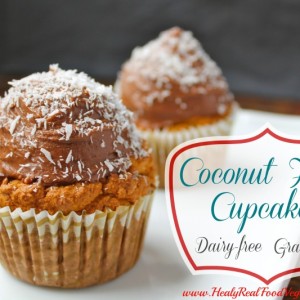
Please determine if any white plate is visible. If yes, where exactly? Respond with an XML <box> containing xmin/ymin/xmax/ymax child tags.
<box><xmin>1</xmin><ymin>109</ymin><xmax>299</xmax><ymax>300</ymax></box>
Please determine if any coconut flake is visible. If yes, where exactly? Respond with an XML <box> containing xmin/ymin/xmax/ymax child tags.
<box><xmin>40</xmin><ymin>148</ymin><xmax>56</xmax><ymax>165</ymax></box>
<box><xmin>9</xmin><ymin>116</ymin><xmax>20</xmax><ymax>135</ymax></box>
<box><xmin>104</xmin><ymin>159</ymin><xmax>114</xmax><ymax>172</ymax></box>
<box><xmin>75</xmin><ymin>174</ymin><xmax>82</xmax><ymax>181</ymax></box>
<box><xmin>5</xmin><ymin>152</ymin><xmax>13</xmax><ymax>158</ymax></box>
<box><xmin>78</xmin><ymin>160</ymin><xmax>82</xmax><ymax>173</ymax></box>
<box><xmin>65</xmin><ymin>150</ymin><xmax>73</xmax><ymax>164</ymax></box>
<box><xmin>31</xmin><ymin>124</ymin><xmax>37</xmax><ymax>136</ymax></box>
<box><xmin>65</xmin><ymin>124</ymin><xmax>72</xmax><ymax>141</ymax></box>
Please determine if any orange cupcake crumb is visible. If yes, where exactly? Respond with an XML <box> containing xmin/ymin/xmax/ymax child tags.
<box><xmin>0</xmin><ymin>156</ymin><xmax>156</xmax><ymax>215</ymax></box>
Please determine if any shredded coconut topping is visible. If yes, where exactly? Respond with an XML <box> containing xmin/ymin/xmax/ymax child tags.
<box><xmin>0</xmin><ymin>65</ymin><xmax>148</xmax><ymax>184</ymax></box>
<box><xmin>123</xmin><ymin>27</ymin><xmax>228</xmax><ymax>105</ymax></box>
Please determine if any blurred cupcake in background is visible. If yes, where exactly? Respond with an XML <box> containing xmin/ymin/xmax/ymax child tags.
<box><xmin>0</xmin><ymin>65</ymin><xmax>156</xmax><ymax>288</ymax></box>
<box><xmin>116</xmin><ymin>27</ymin><xmax>237</xmax><ymax>187</ymax></box>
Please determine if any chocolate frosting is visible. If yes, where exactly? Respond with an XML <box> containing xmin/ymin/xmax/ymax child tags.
<box><xmin>118</xmin><ymin>27</ymin><xmax>234</xmax><ymax>129</ymax></box>
<box><xmin>0</xmin><ymin>65</ymin><xmax>148</xmax><ymax>186</ymax></box>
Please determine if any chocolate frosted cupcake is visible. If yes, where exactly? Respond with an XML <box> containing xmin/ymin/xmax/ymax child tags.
<box><xmin>117</xmin><ymin>27</ymin><xmax>237</xmax><ymax>187</ymax></box>
<box><xmin>0</xmin><ymin>65</ymin><xmax>156</xmax><ymax>287</ymax></box>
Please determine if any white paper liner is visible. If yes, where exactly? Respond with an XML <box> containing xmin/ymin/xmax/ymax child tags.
<box><xmin>0</xmin><ymin>193</ymin><xmax>153</xmax><ymax>288</ymax></box>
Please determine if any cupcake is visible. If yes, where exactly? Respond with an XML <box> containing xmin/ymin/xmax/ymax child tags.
<box><xmin>0</xmin><ymin>65</ymin><xmax>156</xmax><ymax>288</ymax></box>
<box><xmin>116</xmin><ymin>27</ymin><xmax>237</xmax><ymax>187</ymax></box>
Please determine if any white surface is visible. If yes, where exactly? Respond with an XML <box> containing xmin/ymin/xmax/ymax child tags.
<box><xmin>1</xmin><ymin>109</ymin><xmax>299</xmax><ymax>300</ymax></box>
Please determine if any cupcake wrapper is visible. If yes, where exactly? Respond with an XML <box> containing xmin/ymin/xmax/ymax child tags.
<box><xmin>140</xmin><ymin>104</ymin><xmax>238</xmax><ymax>188</ymax></box>
<box><xmin>0</xmin><ymin>194</ymin><xmax>153</xmax><ymax>288</ymax></box>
